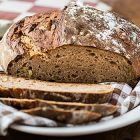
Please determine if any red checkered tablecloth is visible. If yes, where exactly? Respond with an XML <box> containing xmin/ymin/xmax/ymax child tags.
<box><xmin>0</xmin><ymin>0</ymin><xmax>111</xmax><ymax>37</ymax></box>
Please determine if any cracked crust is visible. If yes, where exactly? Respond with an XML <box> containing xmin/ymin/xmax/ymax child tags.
<box><xmin>1</xmin><ymin>1</ymin><xmax>140</xmax><ymax>84</ymax></box>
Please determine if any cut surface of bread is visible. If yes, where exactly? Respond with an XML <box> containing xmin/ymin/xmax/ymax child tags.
<box><xmin>0</xmin><ymin>74</ymin><xmax>113</xmax><ymax>103</ymax></box>
<box><xmin>0</xmin><ymin>98</ymin><xmax>117</xmax><ymax>116</ymax></box>
<box><xmin>8</xmin><ymin>45</ymin><xmax>135</xmax><ymax>85</ymax></box>
<box><xmin>1</xmin><ymin>1</ymin><xmax>139</xmax><ymax>85</ymax></box>
<box><xmin>22</xmin><ymin>107</ymin><xmax>101</xmax><ymax>124</ymax></box>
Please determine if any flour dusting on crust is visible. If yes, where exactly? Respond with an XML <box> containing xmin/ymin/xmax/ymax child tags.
<box><xmin>58</xmin><ymin>1</ymin><xmax>140</xmax><ymax>61</ymax></box>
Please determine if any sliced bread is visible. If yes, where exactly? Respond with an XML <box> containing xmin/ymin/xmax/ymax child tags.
<box><xmin>0</xmin><ymin>98</ymin><xmax>117</xmax><ymax>116</ymax></box>
<box><xmin>0</xmin><ymin>1</ymin><xmax>140</xmax><ymax>85</ymax></box>
<box><xmin>22</xmin><ymin>107</ymin><xmax>101</xmax><ymax>124</ymax></box>
<box><xmin>0</xmin><ymin>74</ymin><xmax>113</xmax><ymax>103</ymax></box>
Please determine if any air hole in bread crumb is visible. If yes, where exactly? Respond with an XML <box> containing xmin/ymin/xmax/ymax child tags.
<box><xmin>118</xmin><ymin>66</ymin><xmax>121</xmax><ymax>70</ymax></box>
<box><xmin>56</xmin><ymin>54</ymin><xmax>61</xmax><ymax>58</ymax></box>
<box><xmin>127</xmin><ymin>60</ymin><xmax>132</xmax><ymax>65</ymax></box>
<box><xmin>110</xmin><ymin>61</ymin><xmax>116</xmax><ymax>65</ymax></box>
<box><xmin>90</xmin><ymin>53</ymin><xmax>95</xmax><ymax>56</ymax></box>
<box><xmin>55</xmin><ymin>65</ymin><xmax>59</xmax><ymax>68</ymax></box>
<box><xmin>22</xmin><ymin>63</ymin><xmax>27</xmax><ymax>67</ymax></box>
<box><xmin>86</xmin><ymin>49</ymin><xmax>92</xmax><ymax>52</ymax></box>
<box><xmin>68</xmin><ymin>75</ymin><xmax>70</xmax><ymax>79</ymax></box>
<box><xmin>57</xmin><ymin>71</ymin><xmax>61</xmax><ymax>74</ymax></box>
<box><xmin>92</xmin><ymin>71</ymin><xmax>95</xmax><ymax>74</ymax></box>
<box><xmin>71</xmin><ymin>74</ymin><xmax>78</xmax><ymax>78</ymax></box>
<box><xmin>29</xmin><ymin>66</ymin><xmax>32</xmax><ymax>70</ymax></box>
<box><xmin>38</xmin><ymin>76</ymin><xmax>42</xmax><ymax>80</ymax></box>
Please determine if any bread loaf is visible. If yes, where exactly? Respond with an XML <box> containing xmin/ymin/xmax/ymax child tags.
<box><xmin>0</xmin><ymin>98</ymin><xmax>117</xmax><ymax>116</ymax></box>
<box><xmin>0</xmin><ymin>74</ymin><xmax>113</xmax><ymax>104</ymax></box>
<box><xmin>0</xmin><ymin>1</ymin><xmax>140</xmax><ymax>85</ymax></box>
<box><xmin>22</xmin><ymin>107</ymin><xmax>101</xmax><ymax>124</ymax></box>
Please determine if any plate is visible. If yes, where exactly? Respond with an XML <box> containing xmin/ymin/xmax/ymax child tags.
<box><xmin>11</xmin><ymin>105</ymin><xmax>140</xmax><ymax>136</ymax></box>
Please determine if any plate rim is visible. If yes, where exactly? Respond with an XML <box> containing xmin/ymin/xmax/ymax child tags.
<box><xmin>11</xmin><ymin>105</ymin><xmax>140</xmax><ymax>136</ymax></box>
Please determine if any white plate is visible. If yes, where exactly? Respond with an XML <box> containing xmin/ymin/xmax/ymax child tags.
<box><xmin>11</xmin><ymin>105</ymin><xmax>140</xmax><ymax>136</ymax></box>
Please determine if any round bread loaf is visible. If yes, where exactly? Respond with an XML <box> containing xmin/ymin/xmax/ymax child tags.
<box><xmin>0</xmin><ymin>1</ymin><xmax>140</xmax><ymax>85</ymax></box>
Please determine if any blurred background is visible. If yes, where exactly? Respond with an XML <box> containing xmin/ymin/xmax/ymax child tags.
<box><xmin>102</xmin><ymin>0</ymin><xmax>140</xmax><ymax>27</ymax></box>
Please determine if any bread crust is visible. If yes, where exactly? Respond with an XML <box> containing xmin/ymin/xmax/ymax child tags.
<box><xmin>0</xmin><ymin>98</ymin><xmax>117</xmax><ymax>116</ymax></box>
<box><xmin>22</xmin><ymin>107</ymin><xmax>101</xmax><ymax>124</ymax></box>
<box><xmin>54</xmin><ymin>2</ymin><xmax>140</xmax><ymax>77</ymax></box>
<box><xmin>1</xmin><ymin>1</ymin><xmax>140</xmax><ymax>81</ymax></box>
<box><xmin>0</xmin><ymin>74</ymin><xmax>113</xmax><ymax>103</ymax></box>
<box><xmin>0</xmin><ymin>74</ymin><xmax>113</xmax><ymax>104</ymax></box>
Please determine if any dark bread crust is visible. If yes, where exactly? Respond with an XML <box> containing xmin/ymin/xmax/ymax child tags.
<box><xmin>0</xmin><ymin>98</ymin><xmax>117</xmax><ymax>116</ymax></box>
<box><xmin>0</xmin><ymin>11</ymin><xmax>60</xmax><ymax>72</ymax></box>
<box><xmin>0</xmin><ymin>74</ymin><xmax>113</xmax><ymax>104</ymax></box>
<box><xmin>6</xmin><ymin>11</ymin><xmax>60</xmax><ymax>53</ymax></box>
<box><xmin>22</xmin><ymin>107</ymin><xmax>101</xmax><ymax>124</ymax></box>
<box><xmin>54</xmin><ymin>2</ymin><xmax>140</xmax><ymax>77</ymax></box>
<box><xmin>0</xmin><ymin>89</ymin><xmax>111</xmax><ymax>104</ymax></box>
<box><xmin>1</xmin><ymin>1</ymin><xmax>140</xmax><ymax>84</ymax></box>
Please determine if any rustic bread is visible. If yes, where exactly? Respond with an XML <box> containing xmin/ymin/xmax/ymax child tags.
<box><xmin>54</xmin><ymin>1</ymin><xmax>140</xmax><ymax>79</ymax></box>
<box><xmin>0</xmin><ymin>1</ymin><xmax>140</xmax><ymax>85</ymax></box>
<box><xmin>6</xmin><ymin>45</ymin><xmax>136</xmax><ymax>84</ymax></box>
<box><xmin>0</xmin><ymin>74</ymin><xmax>113</xmax><ymax>103</ymax></box>
<box><xmin>22</xmin><ymin>107</ymin><xmax>101</xmax><ymax>124</ymax></box>
<box><xmin>0</xmin><ymin>98</ymin><xmax>117</xmax><ymax>116</ymax></box>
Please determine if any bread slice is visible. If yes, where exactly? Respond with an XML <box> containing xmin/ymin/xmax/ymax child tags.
<box><xmin>0</xmin><ymin>98</ymin><xmax>117</xmax><ymax>116</ymax></box>
<box><xmin>1</xmin><ymin>2</ymin><xmax>140</xmax><ymax>85</ymax></box>
<box><xmin>0</xmin><ymin>74</ymin><xmax>113</xmax><ymax>103</ymax></box>
<box><xmin>22</xmin><ymin>107</ymin><xmax>101</xmax><ymax>124</ymax></box>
